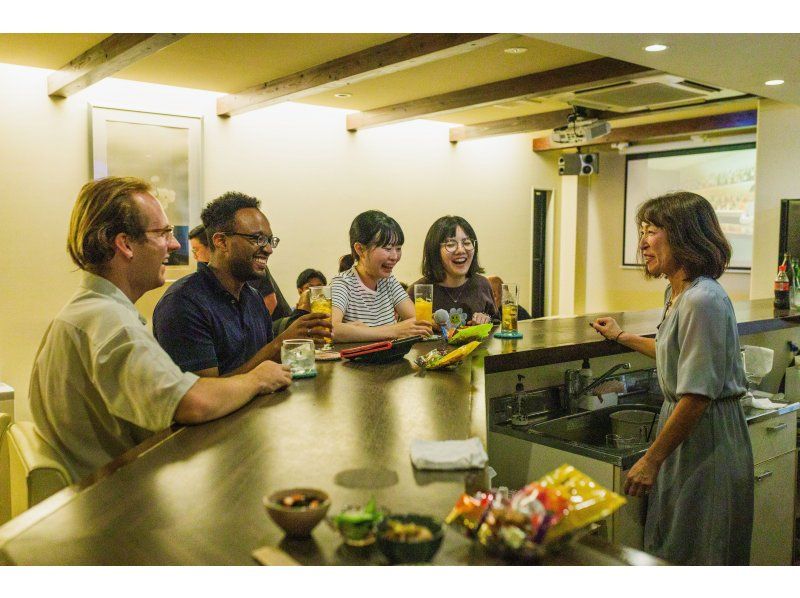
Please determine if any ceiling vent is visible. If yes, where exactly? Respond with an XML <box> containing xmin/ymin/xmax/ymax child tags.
<box><xmin>549</xmin><ymin>74</ymin><xmax>745</xmax><ymax>113</ymax></box>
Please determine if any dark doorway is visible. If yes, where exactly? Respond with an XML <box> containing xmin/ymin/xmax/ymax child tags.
<box><xmin>531</xmin><ymin>189</ymin><xmax>548</xmax><ymax>318</ymax></box>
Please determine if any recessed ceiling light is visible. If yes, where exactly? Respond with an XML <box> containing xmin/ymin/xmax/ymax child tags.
<box><xmin>765</xmin><ymin>79</ymin><xmax>785</xmax><ymax>86</ymax></box>
<box><xmin>644</xmin><ymin>44</ymin><xmax>668</xmax><ymax>52</ymax></box>
<box><xmin>334</xmin><ymin>93</ymin><xmax>352</xmax><ymax>98</ymax></box>
<box><xmin>504</xmin><ymin>47</ymin><xmax>528</xmax><ymax>54</ymax></box>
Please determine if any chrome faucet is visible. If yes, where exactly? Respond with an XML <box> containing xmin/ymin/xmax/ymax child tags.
<box><xmin>564</xmin><ymin>362</ymin><xmax>631</xmax><ymax>412</ymax></box>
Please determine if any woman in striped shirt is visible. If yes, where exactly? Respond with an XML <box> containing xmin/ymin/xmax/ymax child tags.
<box><xmin>331</xmin><ymin>210</ymin><xmax>432</xmax><ymax>342</ymax></box>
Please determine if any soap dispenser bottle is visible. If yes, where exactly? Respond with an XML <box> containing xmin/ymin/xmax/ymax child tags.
<box><xmin>578</xmin><ymin>358</ymin><xmax>593</xmax><ymax>392</ymax></box>
<box><xmin>511</xmin><ymin>374</ymin><xmax>528</xmax><ymax>426</ymax></box>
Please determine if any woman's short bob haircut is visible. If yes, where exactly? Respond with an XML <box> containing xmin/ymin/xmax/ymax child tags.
<box><xmin>348</xmin><ymin>210</ymin><xmax>404</xmax><ymax>262</ymax></box>
<box><xmin>636</xmin><ymin>191</ymin><xmax>731</xmax><ymax>280</ymax></box>
<box><xmin>421</xmin><ymin>215</ymin><xmax>484</xmax><ymax>283</ymax></box>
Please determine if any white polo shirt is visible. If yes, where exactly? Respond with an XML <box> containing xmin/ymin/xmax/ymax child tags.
<box><xmin>29</xmin><ymin>272</ymin><xmax>198</xmax><ymax>480</ymax></box>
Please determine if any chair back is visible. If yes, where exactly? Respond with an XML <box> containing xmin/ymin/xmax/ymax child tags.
<box><xmin>0</xmin><ymin>413</ymin><xmax>11</xmax><ymax>524</ymax></box>
<box><xmin>7</xmin><ymin>421</ymin><xmax>72</xmax><ymax>518</ymax></box>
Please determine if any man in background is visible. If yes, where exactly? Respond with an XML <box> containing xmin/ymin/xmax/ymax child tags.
<box><xmin>153</xmin><ymin>191</ymin><xmax>331</xmax><ymax>377</ymax></box>
<box><xmin>295</xmin><ymin>268</ymin><xmax>327</xmax><ymax>309</ymax></box>
<box><xmin>29</xmin><ymin>177</ymin><xmax>291</xmax><ymax>480</ymax></box>
<box><xmin>189</xmin><ymin>224</ymin><xmax>211</xmax><ymax>264</ymax></box>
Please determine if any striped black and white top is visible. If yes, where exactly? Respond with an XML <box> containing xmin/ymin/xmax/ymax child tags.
<box><xmin>331</xmin><ymin>267</ymin><xmax>410</xmax><ymax>326</ymax></box>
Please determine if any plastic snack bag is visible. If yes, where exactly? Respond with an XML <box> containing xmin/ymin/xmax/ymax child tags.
<box><xmin>536</xmin><ymin>464</ymin><xmax>627</xmax><ymax>541</ymax></box>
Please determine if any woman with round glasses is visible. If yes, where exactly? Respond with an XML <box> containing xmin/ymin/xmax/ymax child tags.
<box><xmin>330</xmin><ymin>210</ymin><xmax>432</xmax><ymax>342</ymax></box>
<box><xmin>409</xmin><ymin>215</ymin><xmax>496</xmax><ymax>327</ymax></box>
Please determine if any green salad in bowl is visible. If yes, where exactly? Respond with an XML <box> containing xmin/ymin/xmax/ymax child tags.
<box><xmin>330</xmin><ymin>497</ymin><xmax>386</xmax><ymax>546</ymax></box>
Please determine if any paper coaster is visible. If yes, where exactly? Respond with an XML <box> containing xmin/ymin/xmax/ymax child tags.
<box><xmin>494</xmin><ymin>330</ymin><xmax>523</xmax><ymax>339</ymax></box>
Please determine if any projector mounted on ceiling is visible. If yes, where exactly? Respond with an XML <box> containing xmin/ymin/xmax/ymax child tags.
<box><xmin>551</xmin><ymin>108</ymin><xmax>611</xmax><ymax>144</ymax></box>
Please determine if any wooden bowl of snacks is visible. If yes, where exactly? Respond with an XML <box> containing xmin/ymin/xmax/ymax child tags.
<box><xmin>376</xmin><ymin>514</ymin><xmax>444</xmax><ymax>564</ymax></box>
<box><xmin>263</xmin><ymin>488</ymin><xmax>330</xmax><ymax>537</ymax></box>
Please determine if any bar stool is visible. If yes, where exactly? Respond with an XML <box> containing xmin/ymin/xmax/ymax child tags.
<box><xmin>7</xmin><ymin>421</ymin><xmax>73</xmax><ymax>518</ymax></box>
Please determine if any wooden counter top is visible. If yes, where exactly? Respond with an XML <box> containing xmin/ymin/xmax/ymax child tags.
<box><xmin>2</xmin><ymin>298</ymin><xmax>794</xmax><ymax>565</ymax></box>
<box><xmin>0</xmin><ymin>342</ymin><xmax>663</xmax><ymax>566</ymax></box>
<box><xmin>483</xmin><ymin>299</ymin><xmax>800</xmax><ymax>373</ymax></box>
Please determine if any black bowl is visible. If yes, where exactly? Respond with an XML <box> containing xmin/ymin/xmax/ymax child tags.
<box><xmin>376</xmin><ymin>514</ymin><xmax>444</xmax><ymax>564</ymax></box>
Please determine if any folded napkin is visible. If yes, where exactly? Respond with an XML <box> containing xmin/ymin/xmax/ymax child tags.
<box><xmin>741</xmin><ymin>391</ymin><xmax>786</xmax><ymax>410</ymax></box>
<box><xmin>410</xmin><ymin>437</ymin><xmax>488</xmax><ymax>470</ymax></box>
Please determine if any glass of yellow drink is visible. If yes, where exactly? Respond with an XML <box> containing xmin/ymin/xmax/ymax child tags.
<box><xmin>309</xmin><ymin>285</ymin><xmax>333</xmax><ymax>349</ymax></box>
<box><xmin>414</xmin><ymin>284</ymin><xmax>433</xmax><ymax>323</ymax></box>
<box><xmin>501</xmin><ymin>283</ymin><xmax>518</xmax><ymax>333</ymax></box>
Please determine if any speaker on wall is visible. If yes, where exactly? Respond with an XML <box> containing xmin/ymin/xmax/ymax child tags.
<box><xmin>558</xmin><ymin>153</ymin><xmax>600</xmax><ymax>176</ymax></box>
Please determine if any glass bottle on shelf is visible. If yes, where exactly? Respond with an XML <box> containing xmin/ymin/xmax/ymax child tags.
<box><xmin>774</xmin><ymin>259</ymin><xmax>790</xmax><ymax>311</ymax></box>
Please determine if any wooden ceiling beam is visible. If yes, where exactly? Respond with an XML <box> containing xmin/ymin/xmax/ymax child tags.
<box><xmin>449</xmin><ymin>96</ymin><xmax>758</xmax><ymax>142</ymax></box>
<box><xmin>346</xmin><ymin>57</ymin><xmax>657</xmax><ymax>131</ymax></box>
<box><xmin>217</xmin><ymin>33</ymin><xmax>516</xmax><ymax>117</ymax></box>
<box><xmin>47</xmin><ymin>33</ymin><xmax>187</xmax><ymax>98</ymax></box>
<box><xmin>531</xmin><ymin>110</ymin><xmax>758</xmax><ymax>151</ymax></box>
<box><xmin>450</xmin><ymin>109</ymin><xmax>576</xmax><ymax>142</ymax></box>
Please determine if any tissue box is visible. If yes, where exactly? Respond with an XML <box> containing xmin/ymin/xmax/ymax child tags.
<box><xmin>785</xmin><ymin>366</ymin><xmax>800</xmax><ymax>402</ymax></box>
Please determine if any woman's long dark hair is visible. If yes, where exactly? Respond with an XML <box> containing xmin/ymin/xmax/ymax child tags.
<box><xmin>348</xmin><ymin>210</ymin><xmax>404</xmax><ymax>262</ymax></box>
<box><xmin>421</xmin><ymin>215</ymin><xmax>484</xmax><ymax>283</ymax></box>
<box><xmin>636</xmin><ymin>191</ymin><xmax>731</xmax><ymax>280</ymax></box>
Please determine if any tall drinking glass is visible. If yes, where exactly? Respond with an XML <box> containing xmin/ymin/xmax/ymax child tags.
<box><xmin>414</xmin><ymin>284</ymin><xmax>433</xmax><ymax>323</ymax></box>
<box><xmin>501</xmin><ymin>283</ymin><xmax>518</xmax><ymax>333</ymax></box>
<box><xmin>309</xmin><ymin>285</ymin><xmax>333</xmax><ymax>350</ymax></box>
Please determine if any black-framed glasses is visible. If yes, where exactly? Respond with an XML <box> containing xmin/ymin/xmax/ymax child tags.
<box><xmin>146</xmin><ymin>225</ymin><xmax>175</xmax><ymax>240</ymax></box>
<box><xmin>441</xmin><ymin>238</ymin><xmax>476</xmax><ymax>253</ymax></box>
<box><xmin>223</xmin><ymin>232</ymin><xmax>280</xmax><ymax>248</ymax></box>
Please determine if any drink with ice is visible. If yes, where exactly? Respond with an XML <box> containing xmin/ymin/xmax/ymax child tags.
<box><xmin>281</xmin><ymin>339</ymin><xmax>316</xmax><ymax>376</ymax></box>
<box><xmin>501</xmin><ymin>304</ymin><xmax>518</xmax><ymax>332</ymax></box>
<box><xmin>309</xmin><ymin>286</ymin><xmax>333</xmax><ymax>348</ymax></box>
<box><xmin>501</xmin><ymin>283</ymin><xmax>518</xmax><ymax>333</ymax></box>
<box><xmin>413</xmin><ymin>284</ymin><xmax>433</xmax><ymax>323</ymax></box>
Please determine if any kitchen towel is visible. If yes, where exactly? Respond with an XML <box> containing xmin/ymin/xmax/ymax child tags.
<box><xmin>410</xmin><ymin>437</ymin><xmax>488</xmax><ymax>470</ymax></box>
<box><xmin>741</xmin><ymin>391</ymin><xmax>786</xmax><ymax>410</ymax></box>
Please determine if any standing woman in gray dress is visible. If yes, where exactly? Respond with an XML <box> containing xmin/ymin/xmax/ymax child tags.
<box><xmin>591</xmin><ymin>191</ymin><xmax>754</xmax><ymax>565</ymax></box>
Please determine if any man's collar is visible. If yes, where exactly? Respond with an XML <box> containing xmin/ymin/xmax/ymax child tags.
<box><xmin>79</xmin><ymin>271</ymin><xmax>147</xmax><ymax>325</ymax></box>
<box><xmin>197</xmin><ymin>262</ymin><xmax>241</xmax><ymax>301</ymax></box>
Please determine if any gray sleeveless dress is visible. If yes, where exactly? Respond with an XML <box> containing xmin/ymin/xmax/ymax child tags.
<box><xmin>644</xmin><ymin>277</ymin><xmax>754</xmax><ymax>565</ymax></box>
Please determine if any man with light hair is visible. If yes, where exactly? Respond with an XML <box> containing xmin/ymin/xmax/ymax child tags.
<box><xmin>29</xmin><ymin>177</ymin><xmax>292</xmax><ymax>480</ymax></box>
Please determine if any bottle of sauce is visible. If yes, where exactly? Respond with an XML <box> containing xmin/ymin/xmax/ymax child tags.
<box><xmin>775</xmin><ymin>262</ymin><xmax>790</xmax><ymax>310</ymax></box>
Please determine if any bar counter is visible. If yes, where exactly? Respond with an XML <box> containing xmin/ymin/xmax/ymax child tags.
<box><xmin>483</xmin><ymin>298</ymin><xmax>799</xmax><ymax>372</ymax></box>
<box><xmin>0</xmin><ymin>338</ymin><xmax>664</xmax><ymax>565</ymax></box>
<box><xmin>7</xmin><ymin>298</ymin><xmax>789</xmax><ymax>565</ymax></box>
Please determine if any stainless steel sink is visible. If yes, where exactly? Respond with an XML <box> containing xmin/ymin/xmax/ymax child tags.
<box><xmin>528</xmin><ymin>403</ymin><xmax>660</xmax><ymax>448</ymax></box>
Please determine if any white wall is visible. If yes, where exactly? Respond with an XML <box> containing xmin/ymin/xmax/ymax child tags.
<box><xmin>580</xmin><ymin>150</ymin><xmax>752</xmax><ymax>315</ymax></box>
<box><xmin>751</xmin><ymin>99</ymin><xmax>800</xmax><ymax>298</ymax></box>
<box><xmin>0</xmin><ymin>62</ymin><xmax>560</xmax><ymax>421</ymax></box>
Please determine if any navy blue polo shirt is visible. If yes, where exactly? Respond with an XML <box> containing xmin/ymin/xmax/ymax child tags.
<box><xmin>153</xmin><ymin>263</ymin><xmax>274</xmax><ymax>375</ymax></box>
